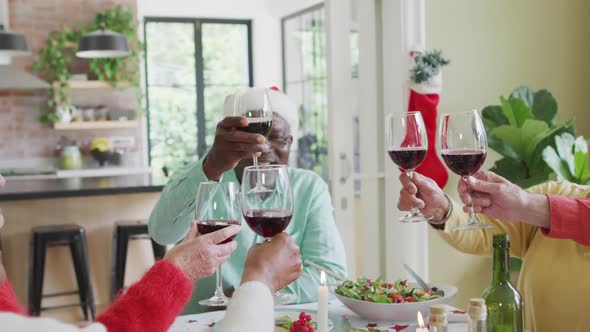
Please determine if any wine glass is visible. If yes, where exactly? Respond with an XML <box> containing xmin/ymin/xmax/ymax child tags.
<box><xmin>195</xmin><ymin>182</ymin><xmax>242</xmax><ymax>306</ymax></box>
<box><xmin>438</xmin><ymin>110</ymin><xmax>493</xmax><ymax>231</ymax></box>
<box><xmin>231</xmin><ymin>87</ymin><xmax>274</xmax><ymax>193</ymax></box>
<box><xmin>241</xmin><ymin>164</ymin><xmax>296</xmax><ymax>305</ymax></box>
<box><xmin>386</xmin><ymin>112</ymin><xmax>431</xmax><ymax>223</ymax></box>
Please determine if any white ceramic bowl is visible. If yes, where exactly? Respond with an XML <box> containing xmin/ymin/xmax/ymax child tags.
<box><xmin>334</xmin><ymin>283</ymin><xmax>458</xmax><ymax>322</ymax></box>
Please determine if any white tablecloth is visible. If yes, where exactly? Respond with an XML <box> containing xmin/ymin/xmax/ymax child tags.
<box><xmin>168</xmin><ymin>299</ymin><xmax>469</xmax><ymax>332</ymax></box>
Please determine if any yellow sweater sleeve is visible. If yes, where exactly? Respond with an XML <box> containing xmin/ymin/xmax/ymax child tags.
<box><xmin>436</xmin><ymin>182</ymin><xmax>555</xmax><ymax>258</ymax></box>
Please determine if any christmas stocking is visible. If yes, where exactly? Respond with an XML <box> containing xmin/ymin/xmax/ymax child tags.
<box><xmin>407</xmin><ymin>51</ymin><xmax>449</xmax><ymax>189</ymax></box>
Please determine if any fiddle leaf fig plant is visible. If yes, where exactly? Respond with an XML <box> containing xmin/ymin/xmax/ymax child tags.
<box><xmin>482</xmin><ymin>86</ymin><xmax>575</xmax><ymax>188</ymax></box>
<box><xmin>542</xmin><ymin>133</ymin><xmax>590</xmax><ymax>185</ymax></box>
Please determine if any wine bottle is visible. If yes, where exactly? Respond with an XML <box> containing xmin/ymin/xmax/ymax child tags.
<box><xmin>481</xmin><ymin>234</ymin><xmax>524</xmax><ymax>332</ymax></box>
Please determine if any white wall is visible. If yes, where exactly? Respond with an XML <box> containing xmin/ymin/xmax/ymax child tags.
<box><xmin>138</xmin><ymin>0</ymin><xmax>283</xmax><ymax>87</ymax></box>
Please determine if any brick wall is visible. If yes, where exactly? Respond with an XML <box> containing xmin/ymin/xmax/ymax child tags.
<box><xmin>0</xmin><ymin>0</ymin><xmax>142</xmax><ymax>165</ymax></box>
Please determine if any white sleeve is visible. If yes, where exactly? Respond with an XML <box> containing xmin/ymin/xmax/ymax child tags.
<box><xmin>220</xmin><ymin>281</ymin><xmax>274</xmax><ymax>332</ymax></box>
<box><xmin>0</xmin><ymin>313</ymin><xmax>107</xmax><ymax>332</ymax></box>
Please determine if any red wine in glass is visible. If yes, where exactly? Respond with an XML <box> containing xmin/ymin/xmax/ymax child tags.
<box><xmin>441</xmin><ymin>149</ymin><xmax>486</xmax><ymax>176</ymax></box>
<box><xmin>237</xmin><ymin>112</ymin><xmax>272</xmax><ymax>137</ymax></box>
<box><xmin>197</xmin><ymin>219</ymin><xmax>241</xmax><ymax>244</ymax></box>
<box><xmin>388</xmin><ymin>147</ymin><xmax>427</xmax><ymax>171</ymax></box>
<box><xmin>386</xmin><ymin>112</ymin><xmax>430</xmax><ymax>223</ymax></box>
<box><xmin>438</xmin><ymin>110</ymin><xmax>492</xmax><ymax>231</ymax></box>
<box><xmin>243</xmin><ymin>209</ymin><xmax>292</xmax><ymax>238</ymax></box>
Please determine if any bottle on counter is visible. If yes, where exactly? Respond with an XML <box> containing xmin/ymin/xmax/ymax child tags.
<box><xmin>428</xmin><ymin>304</ymin><xmax>448</xmax><ymax>332</ymax></box>
<box><xmin>481</xmin><ymin>234</ymin><xmax>524</xmax><ymax>332</ymax></box>
<box><xmin>467</xmin><ymin>298</ymin><xmax>487</xmax><ymax>332</ymax></box>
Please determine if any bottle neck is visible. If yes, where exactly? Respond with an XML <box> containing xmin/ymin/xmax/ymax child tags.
<box><xmin>492</xmin><ymin>244</ymin><xmax>510</xmax><ymax>284</ymax></box>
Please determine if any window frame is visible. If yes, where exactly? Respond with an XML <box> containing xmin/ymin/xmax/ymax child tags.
<box><xmin>143</xmin><ymin>17</ymin><xmax>254</xmax><ymax>167</ymax></box>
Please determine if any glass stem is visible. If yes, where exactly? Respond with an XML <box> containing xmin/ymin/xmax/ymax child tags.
<box><xmin>407</xmin><ymin>170</ymin><xmax>420</xmax><ymax>213</ymax></box>
<box><xmin>213</xmin><ymin>265</ymin><xmax>224</xmax><ymax>298</ymax></box>
<box><xmin>464</xmin><ymin>176</ymin><xmax>476</xmax><ymax>222</ymax></box>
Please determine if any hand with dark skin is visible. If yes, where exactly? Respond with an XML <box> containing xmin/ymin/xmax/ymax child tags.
<box><xmin>240</xmin><ymin>232</ymin><xmax>302</xmax><ymax>292</ymax></box>
<box><xmin>203</xmin><ymin>113</ymin><xmax>293</xmax><ymax>183</ymax></box>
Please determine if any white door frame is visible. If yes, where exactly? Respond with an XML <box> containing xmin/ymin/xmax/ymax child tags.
<box><xmin>355</xmin><ymin>0</ymin><xmax>429</xmax><ymax>279</ymax></box>
<box><xmin>325</xmin><ymin>0</ymin><xmax>356</xmax><ymax>276</ymax></box>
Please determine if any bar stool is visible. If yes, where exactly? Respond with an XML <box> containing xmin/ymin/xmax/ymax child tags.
<box><xmin>111</xmin><ymin>221</ymin><xmax>166</xmax><ymax>301</ymax></box>
<box><xmin>28</xmin><ymin>224</ymin><xmax>95</xmax><ymax>320</ymax></box>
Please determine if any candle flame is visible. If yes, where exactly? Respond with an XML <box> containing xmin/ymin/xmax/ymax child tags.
<box><xmin>320</xmin><ymin>270</ymin><xmax>326</xmax><ymax>286</ymax></box>
<box><xmin>417</xmin><ymin>312</ymin><xmax>425</xmax><ymax>328</ymax></box>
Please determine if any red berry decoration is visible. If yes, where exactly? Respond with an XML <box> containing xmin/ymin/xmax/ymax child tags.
<box><xmin>290</xmin><ymin>312</ymin><xmax>315</xmax><ymax>332</ymax></box>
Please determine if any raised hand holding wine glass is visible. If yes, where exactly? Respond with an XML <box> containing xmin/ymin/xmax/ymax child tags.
<box><xmin>387</xmin><ymin>112</ymin><xmax>431</xmax><ymax>223</ymax></box>
<box><xmin>438</xmin><ymin>109</ymin><xmax>492</xmax><ymax>231</ymax></box>
<box><xmin>241</xmin><ymin>164</ymin><xmax>297</xmax><ymax>305</ymax></box>
<box><xmin>195</xmin><ymin>182</ymin><xmax>242</xmax><ymax>306</ymax></box>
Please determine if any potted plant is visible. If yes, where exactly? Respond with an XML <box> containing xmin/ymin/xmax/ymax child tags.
<box><xmin>33</xmin><ymin>5</ymin><xmax>142</xmax><ymax>124</ymax></box>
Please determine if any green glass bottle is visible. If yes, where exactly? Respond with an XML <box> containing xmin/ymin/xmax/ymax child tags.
<box><xmin>481</xmin><ymin>234</ymin><xmax>524</xmax><ymax>332</ymax></box>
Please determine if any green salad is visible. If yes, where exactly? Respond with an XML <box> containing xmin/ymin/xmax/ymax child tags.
<box><xmin>335</xmin><ymin>277</ymin><xmax>441</xmax><ymax>304</ymax></box>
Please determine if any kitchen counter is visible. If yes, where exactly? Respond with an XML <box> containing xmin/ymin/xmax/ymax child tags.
<box><xmin>0</xmin><ymin>174</ymin><xmax>166</xmax><ymax>201</ymax></box>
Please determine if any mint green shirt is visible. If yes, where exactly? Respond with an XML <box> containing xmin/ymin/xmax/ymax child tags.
<box><xmin>148</xmin><ymin>158</ymin><xmax>348</xmax><ymax>313</ymax></box>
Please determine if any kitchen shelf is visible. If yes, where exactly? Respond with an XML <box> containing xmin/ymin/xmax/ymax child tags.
<box><xmin>52</xmin><ymin>80</ymin><xmax>134</xmax><ymax>89</ymax></box>
<box><xmin>53</xmin><ymin>120</ymin><xmax>138</xmax><ymax>130</ymax></box>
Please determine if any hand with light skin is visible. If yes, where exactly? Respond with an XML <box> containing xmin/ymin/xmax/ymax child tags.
<box><xmin>163</xmin><ymin>221</ymin><xmax>241</xmax><ymax>282</ymax></box>
<box><xmin>398</xmin><ymin>172</ymin><xmax>450</xmax><ymax>222</ymax></box>
<box><xmin>459</xmin><ymin>171</ymin><xmax>551</xmax><ymax>228</ymax></box>
<box><xmin>203</xmin><ymin>116</ymin><xmax>270</xmax><ymax>181</ymax></box>
<box><xmin>240</xmin><ymin>232</ymin><xmax>302</xmax><ymax>293</ymax></box>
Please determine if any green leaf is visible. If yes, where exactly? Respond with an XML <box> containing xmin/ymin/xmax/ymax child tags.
<box><xmin>543</xmin><ymin>145</ymin><xmax>572</xmax><ymax>181</ymax></box>
<box><xmin>490</xmin><ymin>158</ymin><xmax>526</xmax><ymax>184</ymax></box>
<box><xmin>528</xmin><ymin>121</ymin><xmax>575</xmax><ymax>175</ymax></box>
<box><xmin>493</xmin><ymin>125</ymin><xmax>524</xmax><ymax>158</ymax></box>
<box><xmin>532</xmin><ymin>90</ymin><xmax>558</xmax><ymax>125</ymax></box>
<box><xmin>510</xmin><ymin>98</ymin><xmax>534</xmax><ymax>128</ymax></box>
<box><xmin>574</xmin><ymin>136</ymin><xmax>589</xmax><ymax>183</ymax></box>
<box><xmin>482</xmin><ymin>105</ymin><xmax>508</xmax><ymax>134</ymax></box>
<box><xmin>515</xmin><ymin>173</ymin><xmax>550</xmax><ymax>189</ymax></box>
<box><xmin>510</xmin><ymin>257</ymin><xmax>523</xmax><ymax>272</ymax></box>
<box><xmin>500</xmin><ymin>97</ymin><xmax>517</xmax><ymax>127</ymax></box>
<box><xmin>510</xmin><ymin>86</ymin><xmax>534</xmax><ymax>108</ymax></box>
<box><xmin>521</xmin><ymin>120</ymin><xmax>550</xmax><ymax>162</ymax></box>
<box><xmin>488</xmin><ymin>135</ymin><xmax>519</xmax><ymax>160</ymax></box>
<box><xmin>555</xmin><ymin>133</ymin><xmax>576</xmax><ymax>176</ymax></box>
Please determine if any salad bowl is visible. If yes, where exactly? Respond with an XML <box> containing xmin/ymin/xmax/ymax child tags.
<box><xmin>333</xmin><ymin>280</ymin><xmax>458</xmax><ymax>322</ymax></box>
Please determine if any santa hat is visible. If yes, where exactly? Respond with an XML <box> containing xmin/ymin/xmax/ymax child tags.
<box><xmin>223</xmin><ymin>87</ymin><xmax>299</xmax><ymax>137</ymax></box>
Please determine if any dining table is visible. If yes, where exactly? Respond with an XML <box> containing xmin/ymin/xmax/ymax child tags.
<box><xmin>167</xmin><ymin>298</ymin><xmax>469</xmax><ymax>332</ymax></box>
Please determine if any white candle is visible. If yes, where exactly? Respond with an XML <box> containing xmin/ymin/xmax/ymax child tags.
<box><xmin>317</xmin><ymin>270</ymin><xmax>328</xmax><ymax>332</ymax></box>
<box><xmin>415</xmin><ymin>312</ymin><xmax>428</xmax><ymax>332</ymax></box>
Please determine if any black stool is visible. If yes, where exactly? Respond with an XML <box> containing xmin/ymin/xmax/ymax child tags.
<box><xmin>28</xmin><ymin>224</ymin><xmax>95</xmax><ymax>320</ymax></box>
<box><xmin>111</xmin><ymin>221</ymin><xmax>166</xmax><ymax>301</ymax></box>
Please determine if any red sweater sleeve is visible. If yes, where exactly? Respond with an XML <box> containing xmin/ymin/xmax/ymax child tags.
<box><xmin>0</xmin><ymin>279</ymin><xmax>28</xmax><ymax>315</ymax></box>
<box><xmin>542</xmin><ymin>195</ymin><xmax>590</xmax><ymax>246</ymax></box>
<box><xmin>95</xmin><ymin>260</ymin><xmax>192</xmax><ymax>332</ymax></box>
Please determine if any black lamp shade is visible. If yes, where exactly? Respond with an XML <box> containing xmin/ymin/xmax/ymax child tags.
<box><xmin>76</xmin><ymin>29</ymin><xmax>130</xmax><ymax>58</ymax></box>
<box><xmin>0</xmin><ymin>29</ymin><xmax>31</xmax><ymax>56</ymax></box>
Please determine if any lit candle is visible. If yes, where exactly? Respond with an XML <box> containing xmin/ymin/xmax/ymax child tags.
<box><xmin>317</xmin><ymin>270</ymin><xmax>328</xmax><ymax>332</ymax></box>
<box><xmin>416</xmin><ymin>312</ymin><xmax>428</xmax><ymax>332</ymax></box>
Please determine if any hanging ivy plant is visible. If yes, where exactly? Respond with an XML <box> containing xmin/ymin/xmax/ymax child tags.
<box><xmin>32</xmin><ymin>5</ymin><xmax>142</xmax><ymax>124</ymax></box>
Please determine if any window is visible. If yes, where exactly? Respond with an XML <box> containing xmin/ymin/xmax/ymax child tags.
<box><xmin>144</xmin><ymin>18</ymin><xmax>252</xmax><ymax>177</ymax></box>
<box><xmin>282</xmin><ymin>5</ymin><xmax>328</xmax><ymax>180</ymax></box>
